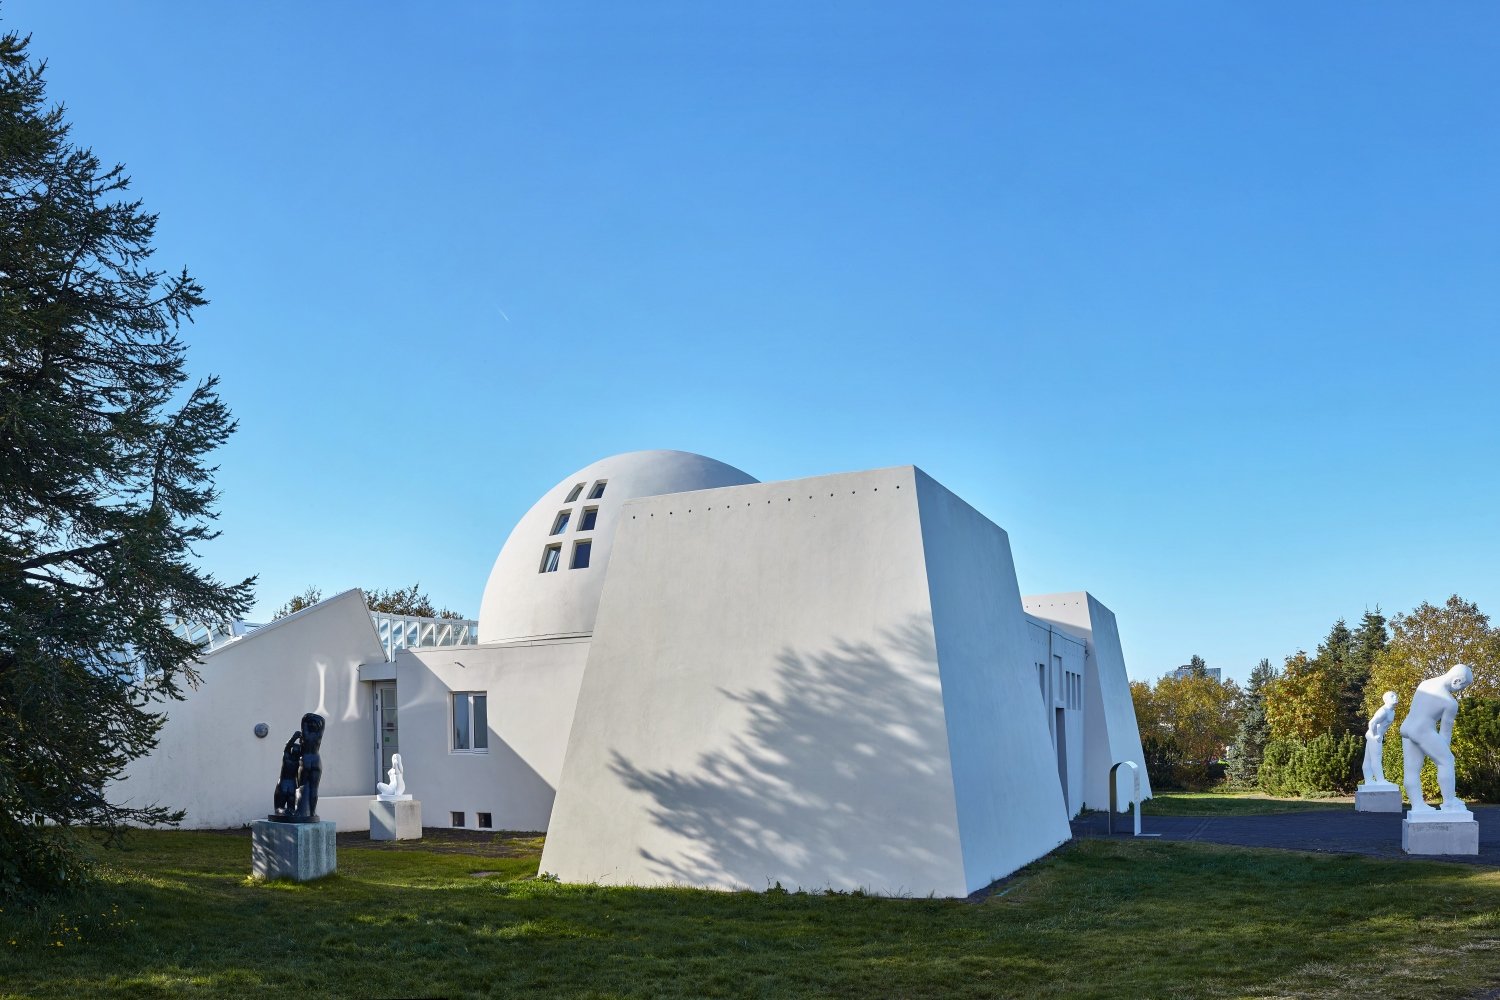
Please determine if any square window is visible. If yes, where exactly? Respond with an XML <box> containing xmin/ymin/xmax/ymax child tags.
<box><xmin>565</xmin><ymin>483</ymin><xmax>584</xmax><ymax>502</ymax></box>
<box><xmin>477</xmin><ymin>812</ymin><xmax>493</xmax><ymax>829</ymax></box>
<box><xmin>453</xmin><ymin>692</ymin><xmax>488</xmax><ymax>752</ymax></box>
<box><xmin>540</xmin><ymin>544</ymin><xmax>561</xmax><ymax>573</ymax></box>
<box><xmin>571</xmin><ymin>540</ymin><xmax>592</xmax><ymax>569</ymax></box>
<box><xmin>587</xmin><ymin>480</ymin><xmax>607</xmax><ymax>500</ymax></box>
<box><xmin>550</xmin><ymin>510</ymin><xmax>571</xmax><ymax>535</ymax></box>
<box><xmin>451</xmin><ymin>811</ymin><xmax>465</xmax><ymax>827</ymax></box>
<box><xmin>578</xmin><ymin>507</ymin><xmax>598</xmax><ymax>531</ymax></box>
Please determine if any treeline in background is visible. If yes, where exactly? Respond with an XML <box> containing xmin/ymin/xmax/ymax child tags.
<box><xmin>1131</xmin><ymin>595</ymin><xmax>1500</xmax><ymax>801</ymax></box>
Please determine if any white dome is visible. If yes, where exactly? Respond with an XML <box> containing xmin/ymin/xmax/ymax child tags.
<box><xmin>478</xmin><ymin>450</ymin><xmax>758</xmax><ymax>642</ymax></box>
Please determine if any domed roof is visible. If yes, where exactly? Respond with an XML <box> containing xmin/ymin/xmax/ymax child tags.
<box><xmin>478</xmin><ymin>450</ymin><xmax>758</xmax><ymax>642</ymax></box>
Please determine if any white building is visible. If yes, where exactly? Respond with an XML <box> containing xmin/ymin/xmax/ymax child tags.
<box><xmin>114</xmin><ymin>449</ymin><xmax>1149</xmax><ymax>897</ymax></box>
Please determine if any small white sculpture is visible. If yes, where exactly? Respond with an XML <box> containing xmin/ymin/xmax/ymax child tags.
<box><xmin>376</xmin><ymin>753</ymin><xmax>407</xmax><ymax>799</ymax></box>
<box><xmin>1398</xmin><ymin>664</ymin><xmax>1472</xmax><ymax>817</ymax></box>
<box><xmin>1361</xmin><ymin>691</ymin><xmax>1399</xmax><ymax>788</ymax></box>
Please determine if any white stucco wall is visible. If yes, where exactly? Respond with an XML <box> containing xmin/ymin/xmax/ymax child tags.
<box><xmin>1023</xmin><ymin>592</ymin><xmax>1153</xmax><ymax>809</ymax></box>
<box><xmin>477</xmin><ymin>450</ymin><xmax>757</xmax><ymax>643</ymax></box>
<box><xmin>1024</xmin><ymin>617</ymin><xmax>1086</xmax><ymax>816</ymax></box>
<box><xmin>390</xmin><ymin>638</ymin><xmax>590</xmax><ymax>832</ymax></box>
<box><xmin>914</xmin><ymin>471</ymin><xmax>1073</xmax><ymax>889</ymax></box>
<box><xmin>113</xmin><ymin>590</ymin><xmax>386</xmax><ymax>828</ymax></box>
<box><xmin>542</xmin><ymin>466</ymin><xmax>1072</xmax><ymax>897</ymax></box>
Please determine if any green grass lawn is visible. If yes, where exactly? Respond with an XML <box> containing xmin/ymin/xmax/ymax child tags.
<box><xmin>3</xmin><ymin>828</ymin><xmax>1500</xmax><ymax>999</ymax></box>
<box><xmin>1143</xmin><ymin>790</ymin><xmax>1355</xmax><ymax>816</ymax></box>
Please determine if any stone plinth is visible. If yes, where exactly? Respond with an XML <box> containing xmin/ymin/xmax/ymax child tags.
<box><xmin>1402</xmin><ymin>815</ymin><xmax>1478</xmax><ymax>856</ymax></box>
<box><xmin>1355</xmin><ymin>785</ymin><xmax>1403</xmax><ymax>813</ymax></box>
<box><xmin>370</xmin><ymin>798</ymin><xmax>422</xmax><ymax>841</ymax></box>
<box><xmin>252</xmin><ymin>819</ymin><xmax>337</xmax><ymax>880</ymax></box>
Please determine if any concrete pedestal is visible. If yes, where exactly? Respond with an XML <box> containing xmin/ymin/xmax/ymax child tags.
<box><xmin>1355</xmin><ymin>785</ymin><xmax>1403</xmax><ymax>813</ymax></box>
<box><xmin>1402</xmin><ymin>816</ymin><xmax>1478</xmax><ymax>856</ymax></box>
<box><xmin>251</xmin><ymin>820</ymin><xmax>337</xmax><ymax>881</ymax></box>
<box><xmin>370</xmin><ymin>798</ymin><xmax>422</xmax><ymax>841</ymax></box>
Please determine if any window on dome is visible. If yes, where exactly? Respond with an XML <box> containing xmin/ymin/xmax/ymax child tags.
<box><xmin>550</xmin><ymin>510</ymin><xmax>571</xmax><ymax>535</ymax></box>
<box><xmin>565</xmin><ymin>483</ymin><xmax>584</xmax><ymax>502</ymax></box>
<box><xmin>571</xmin><ymin>540</ymin><xmax>592</xmax><ymax>569</ymax></box>
<box><xmin>578</xmin><ymin>507</ymin><xmax>598</xmax><ymax>531</ymax></box>
<box><xmin>539</xmin><ymin>544</ymin><xmax>561</xmax><ymax>573</ymax></box>
<box><xmin>587</xmin><ymin>480</ymin><xmax>607</xmax><ymax>500</ymax></box>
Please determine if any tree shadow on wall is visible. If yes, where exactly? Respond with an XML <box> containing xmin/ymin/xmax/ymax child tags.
<box><xmin>607</xmin><ymin>616</ymin><xmax>963</xmax><ymax>894</ymax></box>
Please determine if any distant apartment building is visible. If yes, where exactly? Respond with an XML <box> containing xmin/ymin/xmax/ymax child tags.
<box><xmin>1169</xmin><ymin>663</ymin><xmax>1221</xmax><ymax>681</ymax></box>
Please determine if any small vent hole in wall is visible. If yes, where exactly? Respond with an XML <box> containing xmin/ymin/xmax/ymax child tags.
<box><xmin>451</xmin><ymin>811</ymin><xmax>465</xmax><ymax>827</ymax></box>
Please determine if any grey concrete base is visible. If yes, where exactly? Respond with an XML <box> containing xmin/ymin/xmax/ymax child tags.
<box><xmin>252</xmin><ymin>819</ymin><xmax>337</xmax><ymax>880</ymax></box>
<box><xmin>370</xmin><ymin>798</ymin><xmax>422</xmax><ymax>841</ymax></box>
<box><xmin>1356</xmin><ymin>786</ymin><xmax>1403</xmax><ymax>813</ymax></box>
<box><xmin>1402</xmin><ymin>817</ymin><xmax>1479</xmax><ymax>856</ymax></box>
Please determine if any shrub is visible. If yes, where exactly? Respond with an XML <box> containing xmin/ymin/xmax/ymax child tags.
<box><xmin>1258</xmin><ymin>733</ymin><xmax>1361</xmax><ymax>797</ymax></box>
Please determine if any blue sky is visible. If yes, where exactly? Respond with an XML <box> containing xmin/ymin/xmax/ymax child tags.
<box><xmin>12</xmin><ymin>3</ymin><xmax>1498</xmax><ymax>683</ymax></box>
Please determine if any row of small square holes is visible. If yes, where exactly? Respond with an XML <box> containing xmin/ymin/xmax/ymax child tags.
<box><xmin>631</xmin><ymin>484</ymin><xmax>899</xmax><ymax>519</ymax></box>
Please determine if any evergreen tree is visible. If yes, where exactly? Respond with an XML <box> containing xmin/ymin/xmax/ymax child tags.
<box><xmin>1226</xmin><ymin>658</ymin><xmax>1276</xmax><ymax>786</ymax></box>
<box><xmin>0</xmin><ymin>30</ymin><xmax>252</xmax><ymax>894</ymax></box>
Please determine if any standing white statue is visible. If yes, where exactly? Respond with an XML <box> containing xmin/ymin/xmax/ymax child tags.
<box><xmin>1398</xmin><ymin>664</ymin><xmax>1472</xmax><ymax>817</ymax></box>
<box><xmin>1361</xmin><ymin>691</ymin><xmax>1399</xmax><ymax>787</ymax></box>
<box><xmin>376</xmin><ymin>753</ymin><xmax>407</xmax><ymax>799</ymax></box>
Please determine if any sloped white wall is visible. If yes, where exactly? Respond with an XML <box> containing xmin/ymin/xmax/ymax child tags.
<box><xmin>392</xmin><ymin>638</ymin><xmax>589</xmax><ymax>832</ymax></box>
<box><xmin>113</xmin><ymin>590</ymin><xmax>386</xmax><ymax>828</ymax></box>
<box><xmin>1023</xmin><ymin>592</ymin><xmax>1152</xmax><ymax>810</ymax></box>
<box><xmin>542</xmin><ymin>467</ymin><xmax>971</xmax><ymax>895</ymax></box>
<box><xmin>914</xmin><ymin>472</ymin><xmax>1072</xmax><ymax>892</ymax></box>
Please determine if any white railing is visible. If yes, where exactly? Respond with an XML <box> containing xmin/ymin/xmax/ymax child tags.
<box><xmin>370</xmin><ymin>612</ymin><xmax>479</xmax><ymax>659</ymax></box>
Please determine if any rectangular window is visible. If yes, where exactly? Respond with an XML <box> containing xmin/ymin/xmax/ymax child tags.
<box><xmin>587</xmin><ymin>480</ymin><xmax>607</xmax><ymax>500</ymax></box>
<box><xmin>451</xmin><ymin>811</ymin><xmax>465</xmax><ymax>827</ymax></box>
<box><xmin>539</xmin><ymin>544</ymin><xmax>561</xmax><ymax>573</ymax></box>
<box><xmin>565</xmin><ymin>483</ymin><xmax>584</xmax><ymax>502</ymax></box>
<box><xmin>1037</xmin><ymin>663</ymin><xmax>1046</xmax><ymax>700</ymax></box>
<box><xmin>571</xmin><ymin>540</ymin><xmax>592</xmax><ymax>569</ymax></box>
<box><xmin>477</xmin><ymin>812</ymin><xmax>493</xmax><ymax>829</ymax></box>
<box><xmin>578</xmin><ymin>507</ymin><xmax>598</xmax><ymax>531</ymax></box>
<box><xmin>453</xmin><ymin>692</ymin><xmax>488</xmax><ymax>751</ymax></box>
<box><xmin>550</xmin><ymin>510</ymin><xmax>571</xmax><ymax>535</ymax></box>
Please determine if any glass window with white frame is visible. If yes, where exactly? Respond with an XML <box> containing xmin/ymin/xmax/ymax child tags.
<box><xmin>452</xmin><ymin>692</ymin><xmax>488</xmax><ymax>752</ymax></box>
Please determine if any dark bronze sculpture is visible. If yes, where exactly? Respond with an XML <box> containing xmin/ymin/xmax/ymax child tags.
<box><xmin>272</xmin><ymin>731</ymin><xmax>303</xmax><ymax>817</ymax></box>
<box><xmin>269</xmin><ymin>712</ymin><xmax>326</xmax><ymax>823</ymax></box>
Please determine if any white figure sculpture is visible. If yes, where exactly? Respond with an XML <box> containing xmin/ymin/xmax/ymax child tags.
<box><xmin>1361</xmin><ymin>691</ymin><xmax>1399</xmax><ymax>788</ymax></box>
<box><xmin>376</xmin><ymin>753</ymin><xmax>406</xmax><ymax>799</ymax></box>
<box><xmin>1398</xmin><ymin>664</ymin><xmax>1472</xmax><ymax>817</ymax></box>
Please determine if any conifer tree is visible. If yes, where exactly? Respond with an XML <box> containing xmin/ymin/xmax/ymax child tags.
<box><xmin>0</xmin><ymin>29</ymin><xmax>252</xmax><ymax>894</ymax></box>
<box><xmin>1225</xmin><ymin>658</ymin><xmax>1276</xmax><ymax>786</ymax></box>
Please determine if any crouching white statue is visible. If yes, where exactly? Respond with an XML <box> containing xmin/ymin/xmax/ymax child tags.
<box><xmin>1399</xmin><ymin>665</ymin><xmax>1472</xmax><ymax>818</ymax></box>
<box><xmin>1361</xmin><ymin>691</ymin><xmax>1399</xmax><ymax>788</ymax></box>
<box><xmin>376</xmin><ymin>753</ymin><xmax>408</xmax><ymax>800</ymax></box>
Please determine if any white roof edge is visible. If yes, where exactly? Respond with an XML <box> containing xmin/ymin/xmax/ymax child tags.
<box><xmin>198</xmin><ymin>588</ymin><xmax>386</xmax><ymax>661</ymax></box>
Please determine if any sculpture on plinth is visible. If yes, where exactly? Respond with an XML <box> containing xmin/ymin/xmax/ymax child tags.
<box><xmin>1398</xmin><ymin>664</ymin><xmax>1472</xmax><ymax>817</ymax></box>
<box><xmin>268</xmin><ymin>712</ymin><xmax>326</xmax><ymax>823</ymax></box>
<box><xmin>376</xmin><ymin>753</ymin><xmax>407</xmax><ymax>799</ymax></box>
<box><xmin>1361</xmin><ymin>691</ymin><xmax>1399</xmax><ymax>787</ymax></box>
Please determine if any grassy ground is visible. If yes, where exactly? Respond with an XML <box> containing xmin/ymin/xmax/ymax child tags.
<box><xmin>1143</xmin><ymin>790</ymin><xmax>1354</xmax><ymax>816</ymax></box>
<box><xmin>3</xmin><ymin>829</ymin><xmax>1500</xmax><ymax>999</ymax></box>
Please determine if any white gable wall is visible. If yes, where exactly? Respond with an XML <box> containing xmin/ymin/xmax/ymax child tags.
<box><xmin>113</xmin><ymin>590</ymin><xmax>385</xmax><ymax>829</ymax></box>
<box><xmin>541</xmin><ymin>467</ymin><xmax>970</xmax><ymax>895</ymax></box>
<box><xmin>914</xmin><ymin>471</ymin><xmax>1073</xmax><ymax>890</ymax></box>
<box><xmin>1023</xmin><ymin>591</ymin><xmax>1152</xmax><ymax>810</ymax></box>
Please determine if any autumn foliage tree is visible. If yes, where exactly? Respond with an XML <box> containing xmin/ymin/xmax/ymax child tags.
<box><xmin>1131</xmin><ymin>659</ymin><xmax>1242</xmax><ymax>789</ymax></box>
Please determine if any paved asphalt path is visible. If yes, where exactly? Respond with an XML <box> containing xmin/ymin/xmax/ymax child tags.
<box><xmin>1071</xmin><ymin>805</ymin><xmax>1500</xmax><ymax>866</ymax></box>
